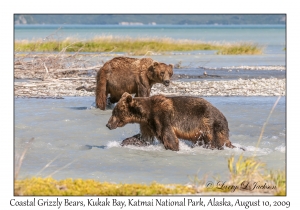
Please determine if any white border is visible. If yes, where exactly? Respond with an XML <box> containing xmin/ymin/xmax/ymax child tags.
<box><xmin>3</xmin><ymin>1</ymin><xmax>298</xmax><ymax>209</ymax></box>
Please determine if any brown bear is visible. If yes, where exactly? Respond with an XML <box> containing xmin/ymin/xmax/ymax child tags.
<box><xmin>95</xmin><ymin>57</ymin><xmax>173</xmax><ymax>110</ymax></box>
<box><xmin>106</xmin><ymin>92</ymin><xmax>237</xmax><ymax>151</ymax></box>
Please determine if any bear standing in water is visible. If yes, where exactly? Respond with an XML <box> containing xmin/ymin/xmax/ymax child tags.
<box><xmin>106</xmin><ymin>92</ymin><xmax>237</xmax><ymax>151</ymax></box>
<box><xmin>95</xmin><ymin>57</ymin><xmax>173</xmax><ymax>110</ymax></box>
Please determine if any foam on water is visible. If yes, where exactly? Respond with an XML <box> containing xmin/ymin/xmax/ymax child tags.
<box><xmin>106</xmin><ymin>140</ymin><xmax>165</xmax><ymax>151</ymax></box>
<box><xmin>15</xmin><ymin>96</ymin><xmax>286</xmax><ymax>184</ymax></box>
<box><xmin>178</xmin><ymin>140</ymin><xmax>194</xmax><ymax>151</ymax></box>
<box><xmin>124</xmin><ymin>144</ymin><xmax>166</xmax><ymax>152</ymax></box>
<box><xmin>105</xmin><ymin>139</ymin><xmax>276</xmax><ymax>157</ymax></box>
<box><xmin>242</xmin><ymin>146</ymin><xmax>273</xmax><ymax>156</ymax></box>
<box><xmin>106</xmin><ymin>141</ymin><xmax>122</xmax><ymax>148</ymax></box>
<box><xmin>275</xmin><ymin>144</ymin><xmax>286</xmax><ymax>153</ymax></box>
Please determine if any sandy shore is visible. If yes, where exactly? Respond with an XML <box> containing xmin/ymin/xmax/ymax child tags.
<box><xmin>14</xmin><ymin>77</ymin><xmax>285</xmax><ymax>98</ymax></box>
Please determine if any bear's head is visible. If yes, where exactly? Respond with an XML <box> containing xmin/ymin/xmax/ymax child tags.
<box><xmin>148</xmin><ymin>62</ymin><xmax>173</xmax><ymax>86</ymax></box>
<box><xmin>106</xmin><ymin>92</ymin><xmax>146</xmax><ymax>130</ymax></box>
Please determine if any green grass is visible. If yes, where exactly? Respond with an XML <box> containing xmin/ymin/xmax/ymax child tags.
<box><xmin>188</xmin><ymin>155</ymin><xmax>285</xmax><ymax>195</ymax></box>
<box><xmin>14</xmin><ymin>178</ymin><xmax>196</xmax><ymax>196</ymax></box>
<box><xmin>14</xmin><ymin>155</ymin><xmax>285</xmax><ymax>196</ymax></box>
<box><xmin>227</xmin><ymin>155</ymin><xmax>285</xmax><ymax>195</ymax></box>
<box><xmin>14</xmin><ymin>36</ymin><xmax>263</xmax><ymax>55</ymax></box>
<box><xmin>216</xmin><ymin>42</ymin><xmax>264</xmax><ymax>55</ymax></box>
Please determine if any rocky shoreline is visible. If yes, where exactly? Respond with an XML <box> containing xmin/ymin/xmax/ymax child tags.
<box><xmin>14</xmin><ymin>52</ymin><xmax>286</xmax><ymax>99</ymax></box>
<box><xmin>14</xmin><ymin>77</ymin><xmax>285</xmax><ymax>98</ymax></box>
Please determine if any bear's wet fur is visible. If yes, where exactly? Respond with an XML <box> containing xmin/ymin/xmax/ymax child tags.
<box><xmin>120</xmin><ymin>134</ymin><xmax>151</xmax><ymax>147</ymax></box>
<box><xmin>106</xmin><ymin>92</ymin><xmax>237</xmax><ymax>151</ymax></box>
<box><xmin>96</xmin><ymin>57</ymin><xmax>173</xmax><ymax>110</ymax></box>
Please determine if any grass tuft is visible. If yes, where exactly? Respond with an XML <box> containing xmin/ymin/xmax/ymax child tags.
<box><xmin>186</xmin><ymin>155</ymin><xmax>285</xmax><ymax>195</ymax></box>
<box><xmin>216</xmin><ymin>42</ymin><xmax>264</xmax><ymax>55</ymax></box>
<box><xmin>15</xmin><ymin>36</ymin><xmax>263</xmax><ymax>55</ymax></box>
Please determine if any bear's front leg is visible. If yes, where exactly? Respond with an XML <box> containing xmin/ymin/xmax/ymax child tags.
<box><xmin>95</xmin><ymin>70</ymin><xmax>108</xmax><ymax>110</ymax></box>
<box><xmin>137</xmin><ymin>83</ymin><xmax>150</xmax><ymax>97</ymax></box>
<box><xmin>160</xmin><ymin>127</ymin><xmax>179</xmax><ymax>151</ymax></box>
<box><xmin>95</xmin><ymin>91</ymin><xmax>107</xmax><ymax>110</ymax></box>
<box><xmin>120</xmin><ymin>134</ymin><xmax>150</xmax><ymax>147</ymax></box>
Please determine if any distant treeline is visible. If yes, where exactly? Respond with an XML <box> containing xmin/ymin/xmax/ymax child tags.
<box><xmin>14</xmin><ymin>14</ymin><xmax>286</xmax><ymax>25</ymax></box>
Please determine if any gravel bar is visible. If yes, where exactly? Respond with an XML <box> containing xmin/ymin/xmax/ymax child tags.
<box><xmin>14</xmin><ymin>78</ymin><xmax>285</xmax><ymax>98</ymax></box>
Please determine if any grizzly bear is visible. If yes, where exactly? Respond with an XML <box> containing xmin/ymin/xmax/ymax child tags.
<box><xmin>106</xmin><ymin>92</ymin><xmax>237</xmax><ymax>151</ymax></box>
<box><xmin>95</xmin><ymin>57</ymin><xmax>173</xmax><ymax>110</ymax></box>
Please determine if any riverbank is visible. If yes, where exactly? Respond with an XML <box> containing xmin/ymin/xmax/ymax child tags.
<box><xmin>14</xmin><ymin>177</ymin><xmax>277</xmax><ymax>196</ymax></box>
<box><xmin>15</xmin><ymin>154</ymin><xmax>285</xmax><ymax>196</ymax></box>
<box><xmin>14</xmin><ymin>37</ymin><xmax>264</xmax><ymax>55</ymax></box>
<box><xmin>14</xmin><ymin>77</ymin><xmax>285</xmax><ymax>98</ymax></box>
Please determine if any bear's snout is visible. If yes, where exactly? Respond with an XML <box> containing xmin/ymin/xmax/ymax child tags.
<box><xmin>106</xmin><ymin>123</ymin><xmax>113</xmax><ymax>130</ymax></box>
<box><xmin>163</xmin><ymin>80</ymin><xmax>170</xmax><ymax>86</ymax></box>
<box><xmin>106</xmin><ymin>116</ymin><xmax>119</xmax><ymax>130</ymax></box>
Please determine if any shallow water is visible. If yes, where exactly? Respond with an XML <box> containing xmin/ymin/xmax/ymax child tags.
<box><xmin>173</xmin><ymin>68</ymin><xmax>285</xmax><ymax>81</ymax></box>
<box><xmin>15</xmin><ymin>96</ymin><xmax>285</xmax><ymax>184</ymax></box>
<box><xmin>79</xmin><ymin>53</ymin><xmax>285</xmax><ymax>83</ymax></box>
<box><xmin>15</xmin><ymin>25</ymin><xmax>286</xmax><ymax>54</ymax></box>
<box><xmin>150</xmin><ymin>53</ymin><xmax>285</xmax><ymax>68</ymax></box>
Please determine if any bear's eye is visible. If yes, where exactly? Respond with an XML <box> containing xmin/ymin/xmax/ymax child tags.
<box><xmin>160</xmin><ymin>72</ymin><xmax>165</xmax><ymax>76</ymax></box>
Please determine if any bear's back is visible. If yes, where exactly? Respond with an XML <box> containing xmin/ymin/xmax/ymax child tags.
<box><xmin>167</xmin><ymin>96</ymin><xmax>229</xmax><ymax>139</ymax></box>
<box><xmin>104</xmin><ymin>57</ymin><xmax>138</xmax><ymax>71</ymax></box>
<box><xmin>169</xmin><ymin>96</ymin><xmax>226</xmax><ymax>120</ymax></box>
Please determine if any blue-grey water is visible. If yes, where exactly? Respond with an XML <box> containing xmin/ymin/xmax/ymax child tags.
<box><xmin>14</xmin><ymin>25</ymin><xmax>286</xmax><ymax>54</ymax></box>
<box><xmin>15</xmin><ymin>96</ymin><xmax>285</xmax><ymax>184</ymax></box>
<box><xmin>14</xmin><ymin>24</ymin><xmax>286</xmax><ymax>184</ymax></box>
<box><xmin>14</xmin><ymin>25</ymin><xmax>286</xmax><ymax>72</ymax></box>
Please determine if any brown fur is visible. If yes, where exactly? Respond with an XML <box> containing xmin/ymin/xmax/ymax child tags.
<box><xmin>120</xmin><ymin>134</ymin><xmax>150</xmax><ymax>147</ymax></box>
<box><xmin>106</xmin><ymin>92</ymin><xmax>237</xmax><ymax>151</ymax></box>
<box><xmin>96</xmin><ymin>57</ymin><xmax>173</xmax><ymax>110</ymax></box>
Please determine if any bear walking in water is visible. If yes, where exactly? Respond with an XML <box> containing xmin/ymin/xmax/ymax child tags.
<box><xmin>96</xmin><ymin>57</ymin><xmax>173</xmax><ymax>110</ymax></box>
<box><xmin>106</xmin><ymin>92</ymin><xmax>237</xmax><ymax>151</ymax></box>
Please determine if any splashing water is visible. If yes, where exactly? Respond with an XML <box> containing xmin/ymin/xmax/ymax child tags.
<box><xmin>15</xmin><ymin>96</ymin><xmax>285</xmax><ymax>184</ymax></box>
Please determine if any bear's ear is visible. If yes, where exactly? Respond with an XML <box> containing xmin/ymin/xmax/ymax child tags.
<box><xmin>149</xmin><ymin>62</ymin><xmax>158</xmax><ymax>72</ymax></box>
<box><xmin>121</xmin><ymin>92</ymin><xmax>133</xmax><ymax>105</ymax></box>
<box><xmin>126</xmin><ymin>94</ymin><xmax>133</xmax><ymax>104</ymax></box>
<box><xmin>153</xmin><ymin>61</ymin><xmax>159</xmax><ymax>67</ymax></box>
<box><xmin>121</xmin><ymin>92</ymin><xmax>131</xmax><ymax>98</ymax></box>
<box><xmin>169</xmin><ymin>64</ymin><xmax>174</xmax><ymax>68</ymax></box>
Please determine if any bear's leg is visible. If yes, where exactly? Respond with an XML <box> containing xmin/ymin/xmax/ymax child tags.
<box><xmin>140</xmin><ymin>123</ymin><xmax>155</xmax><ymax>144</ymax></box>
<box><xmin>223</xmin><ymin>138</ymin><xmax>246</xmax><ymax>151</ymax></box>
<box><xmin>121</xmin><ymin>124</ymin><xmax>155</xmax><ymax>147</ymax></box>
<box><xmin>160</xmin><ymin>126</ymin><xmax>179</xmax><ymax>151</ymax></box>
<box><xmin>95</xmin><ymin>70</ymin><xmax>107</xmax><ymax>110</ymax></box>
<box><xmin>120</xmin><ymin>134</ymin><xmax>151</xmax><ymax>147</ymax></box>
<box><xmin>213</xmin><ymin>128</ymin><xmax>236</xmax><ymax>150</ymax></box>
<box><xmin>201</xmin><ymin>131</ymin><xmax>214</xmax><ymax>149</ymax></box>
<box><xmin>137</xmin><ymin>84</ymin><xmax>150</xmax><ymax>97</ymax></box>
<box><xmin>120</xmin><ymin>133</ymin><xmax>154</xmax><ymax>147</ymax></box>
<box><xmin>224</xmin><ymin>140</ymin><xmax>236</xmax><ymax>149</ymax></box>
